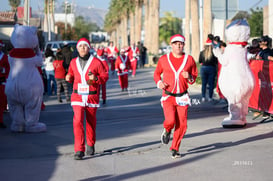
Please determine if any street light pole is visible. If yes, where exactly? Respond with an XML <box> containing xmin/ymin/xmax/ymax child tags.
<box><xmin>226</xmin><ymin>0</ymin><xmax>229</xmax><ymax>20</ymax></box>
<box><xmin>65</xmin><ymin>1</ymin><xmax>68</xmax><ymax>40</ymax></box>
<box><xmin>23</xmin><ymin>0</ymin><xmax>30</xmax><ymax>25</ymax></box>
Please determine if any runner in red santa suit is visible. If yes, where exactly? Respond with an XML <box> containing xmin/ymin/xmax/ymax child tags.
<box><xmin>96</xmin><ymin>47</ymin><xmax>109</xmax><ymax>104</ymax></box>
<box><xmin>106</xmin><ymin>41</ymin><xmax>119</xmax><ymax>75</ymax></box>
<box><xmin>154</xmin><ymin>34</ymin><xmax>198</xmax><ymax>158</ymax></box>
<box><xmin>115</xmin><ymin>48</ymin><xmax>131</xmax><ymax>91</ymax></box>
<box><xmin>128</xmin><ymin>42</ymin><xmax>140</xmax><ymax>77</ymax></box>
<box><xmin>0</xmin><ymin>40</ymin><xmax>10</xmax><ymax>128</ymax></box>
<box><xmin>66</xmin><ymin>38</ymin><xmax>109</xmax><ymax>160</ymax></box>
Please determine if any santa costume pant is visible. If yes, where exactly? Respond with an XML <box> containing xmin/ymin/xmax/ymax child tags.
<box><xmin>162</xmin><ymin>97</ymin><xmax>188</xmax><ymax>151</ymax></box>
<box><xmin>98</xmin><ymin>83</ymin><xmax>106</xmax><ymax>100</ymax></box>
<box><xmin>130</xmin><ymin>59</ymin><xmax>137</xmax><ymax>76</ymax></box>
<box><xmin>0</xmin><ymin>85</ymin><xmax>7</xmax><ymax>124</ymax></box>
<box><xmin>72</xmin><ymin>105</ymin><xmax>97</xmax><ymax>152</ymax></box>
<box><xmin>109</xmin><ymin>59</ymin><xmax>115</xmax><ymax>72</ymax></box>
<box><xmin>118</xmin><ymin>74</ymin><xmax>128</xmax><ymax>89</ymax></box>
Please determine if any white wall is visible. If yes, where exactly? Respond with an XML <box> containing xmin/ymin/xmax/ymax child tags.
<box><xmin>54</xmin><ymin>13</ymin><xmax>75</xmax><ymax>27</ymax></box>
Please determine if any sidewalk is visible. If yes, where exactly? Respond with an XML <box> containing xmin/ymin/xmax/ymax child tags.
<box><xmin>0</xmin><ymin>68</ymin><xmax>273</xmax><ymax>181</ymax></box>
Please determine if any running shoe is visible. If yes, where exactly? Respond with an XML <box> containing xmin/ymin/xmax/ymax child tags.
<box><xmin>161</xmin><ymin>129</ymin><xmax>171</xmax><ymax>144</ymax></box>
<box><xmin>74</xmin><ymin>151</ymin><xmax>85</xmax><ymax>160</ymax></box>
<box><xmin>171</xmin><ymin>149</ymin><xmax>181</xmax><ymax>159</ymax></box>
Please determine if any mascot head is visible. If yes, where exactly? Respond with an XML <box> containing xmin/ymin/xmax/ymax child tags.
<box><xmin>11</xmin><ymin>24</ymin><xmax>38</xmax><ymax>49</ymax></box>
<box><xmin>225</xmin><ymin>19</ymin><xmax>250</xmax><ymax>43</ymax></box>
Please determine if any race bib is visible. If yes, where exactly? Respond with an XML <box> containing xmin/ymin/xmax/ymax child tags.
<box><xmin>78</xmin><ymin>84</ymin><xmax>89</xmax><ymax>95</ymax></box>
<box><xmin>176</xmin><ymin>93</ymin><xmax>191</xmax><ymax>106</ymax></box>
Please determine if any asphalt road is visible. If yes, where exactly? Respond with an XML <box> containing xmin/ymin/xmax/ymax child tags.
<box><xmin>1</xmin><ymin>67</ymin><xmax>273</xmax><ymax>181</ymax></box>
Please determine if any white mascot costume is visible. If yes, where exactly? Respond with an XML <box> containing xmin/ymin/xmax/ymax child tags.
<box><xmin>5</xmin><ymin>24</ymin><xmax>46</xmax><ymax>132</ymax></box>
<box><xmin>213</xmin><ymin>19</ymin><xmax>255</xmax><ymax>128</ymax></box>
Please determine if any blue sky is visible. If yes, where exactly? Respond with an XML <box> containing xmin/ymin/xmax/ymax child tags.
<box><xmin>0</xmin><ymin>0</ymin><xmax>268</xmax><ymax>18</ymax></box>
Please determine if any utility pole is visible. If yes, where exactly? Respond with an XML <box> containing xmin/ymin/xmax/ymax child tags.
<box><xmin>47</xmin><ymin>0</ymin><xmax>51</xmax><ymax>41</ymax></box>
<box><xmin>203</xmin><ymin>0</ymin><xmax>212</xmax><ymax>45</ymax></box>
<box><xmin>65</xmin><ymin>1</ymin><xmax>68</xmax><ymax>40</ymax></box>
<box><xmin>226</xmin><ymin>0</ymin><xmax>228</xmax><ymax>20</ymax></box>
<box><xmin>199</xmin><ymin>0</ymin><xmax>203</xmax><ymax>51</ymax></box>
<box><xmin>23</xmin><ymin>0</ymin><xmax>30</xmax><ymax>26</ymax></box>
<box><xmin>269</xmin><ymin>0</ymin><xmax>273</xmax><ymax>38</ymax></box>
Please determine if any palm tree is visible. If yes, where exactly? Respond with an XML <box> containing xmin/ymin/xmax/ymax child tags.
<box><xmin>185</xmin><ymin>0</ymin><xmax>190</xmax><ymax>54</ymax></box>
<box><xmin>159</xmin><ymin>12</ymin><xmax>182</xmax><ymax>45</ymax></box>
<box><xmin>143</xmin><ymin>0</ymin><xmax>149</xmax><ymax>47</ymax></box>
<box><xmin>44</xmin><ymin>0</ymin><xmax>55</xmax><ymax>41</ymax></box>
<box><xmin>191</xmin><ymin>0</ymin><xmax>200</xmax><ymax>61</ymax></box>
<box><xmin>104</xmin><ymin>0</ymin><xmax>127</xmax><ymax>47</ymax></box>
<box><xmin>9</xmin><ymin>0</ymin><xmax>21</xmax><ymax>12</ymax></box>
<box><xmin>134</xmin><ymin>0</ymin><xmax>142</xmax><ymax>45</ymax></box>
<box><xmin>149</xmin><ymin>0</ymin><xmax>160</xmax><ymax>55</ymax></box>
<box><xmin>203</xmin><ymin>0</ymin><xmax>212</xmax><ymax>45</ymax></box>
<box><xmin>129</xmin><ymin>11</ymin><xmax>135</xmax><ymax>44</ymax></box>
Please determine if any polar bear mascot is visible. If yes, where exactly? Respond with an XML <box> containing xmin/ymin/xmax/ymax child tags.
<box><xmin>213</xmin><ymin>19</ymin><xmax>255</xmax><ymax>128</ymax></box>
<box><xmin>5</xmin><ymin>24</ymin><xmax>46</xmax><ymax>132</ymax></box>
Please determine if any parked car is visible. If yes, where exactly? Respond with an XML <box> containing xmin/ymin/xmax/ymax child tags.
<box><xmin>159</xmin><ymin>46</ymin><xmax>172</xmax><ymax>55</ymax></box>
<box><xmin>44</xmin><ymin>40</ymin><xmax>77</xmax><ymax>54</ymax></box>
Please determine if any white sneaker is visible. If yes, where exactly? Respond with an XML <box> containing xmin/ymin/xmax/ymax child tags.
<box><xmin>201</xmin><ymin>97</ymin><xmax>206</xmax><ymax>102</ymax></box>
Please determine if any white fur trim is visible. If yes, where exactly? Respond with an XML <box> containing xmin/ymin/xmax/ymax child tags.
<box><xmin>117</xmin><ymin>72</ymin><xmax>128</xmax><ymax>76</ymax></box>
<box><xmin>157</xmin><ymin>80</ymin><xmax>162</xmax><ymax>89</ymax></box>
<box><xmin>77</xmin><ymin>41</ymin><xmax>90</xmax><ymax>49</ymax></box>
<box><xmin>71</xmin><ymin>101</ymin><xmax>100</xmax><ymax>107</ymax></box>
<box><xmin>171</xmin><ymin>36</ymin><xmax>185</xmax><ymax>43</ymax></box>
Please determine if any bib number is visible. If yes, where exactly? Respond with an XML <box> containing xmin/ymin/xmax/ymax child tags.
<box><xmin>78</xmin><ymin>84</ymin><xmax>89</xmax><ymax>95</ymax></box>
<box><xmin>176</xmin><ymin>93</ymin><xmax>191</xmax><ymax>106</ymax></box>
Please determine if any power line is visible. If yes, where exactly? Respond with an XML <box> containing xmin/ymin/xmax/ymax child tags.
<box><xmin>249</xmin><ymin>0</ymin><xmax>263</xmax><ymax>9</ymax></box>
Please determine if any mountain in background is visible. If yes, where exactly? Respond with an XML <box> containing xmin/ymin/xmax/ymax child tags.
<box><xmin>32</xmin><ymin>5</ymin><xmax>108</xmax><ymax>29</ymax></box>
<box><xmin>56</xmin><ymin>5</ymin><xmax>108</xmax><ymax>28</ymax></box>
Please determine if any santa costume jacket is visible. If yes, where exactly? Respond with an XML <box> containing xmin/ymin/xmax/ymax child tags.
<box><xmin>115</xmin><ymin>54</ymin><xmax>131</xmax><ymax>76</ymax></box>
<box><xmin>154</xmin><ymin>52</ymin><xmax>198</xmax><ymax>100</ymax></box>
<box><xmin>128</xmin><ymin>46</ymin><xmax>140</xmax><ymax>61</ymax></box>
<box><xmin>67</xmin><ymin>55</ymin><xmax>108</xmax><ymax>107</ymax></box>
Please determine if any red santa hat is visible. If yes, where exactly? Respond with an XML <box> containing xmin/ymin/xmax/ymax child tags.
<box><xmin>76</xmin><ymin>38</ymin><xmax>91</xmax><ymax>49</ymax></box>
<box><xmin>170</xmin><ymin>34</ymin><xmax>185</xmax><ymax>43</ymax></box>
<box><xmin>97</xmin><ymin>48</ymin><xmax>104</xmax><ymax>56</ymax></box>
<box><xmin>0</xmin><ymin>40</ymin><xmax>5</xmax><ymax>47</ymax></box>
<box><xmin>205</xmin><ymin>38</ymin><xmax>212</xmax><ymax>45</ymax></box>
<box><xmin>120</xmin><ymin>48</ymin><xmax>126</xmax><ymax>53</ymax></box>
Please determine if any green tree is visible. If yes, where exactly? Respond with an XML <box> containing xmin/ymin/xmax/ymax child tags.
<box><xmin>231</xmin><ymin>11</ymin><xmax>250</xmax><ymax>21</ymax></box>
<box><xmin>248</xmin><ymin>7</ymin><xmax>263</xmax><ymax>37</ymax></box>
<box><xmin>159</xmin><ymin>11</ymin><xmax>182</xmax><ymax>45</ymax></box>
<box><xmin>73</xmin><ymin>16</ymin><xmax>100</xmax><ymax>40</ymax></box>
<box><xmin>55</xmin><ymin>21</ymin><xmax>77</xmax><ymax>40</ymax></box>
<box><xmin>9</xmin><ymin>0</ymin><xmax>21</xmax><ymax>12</ymax></box>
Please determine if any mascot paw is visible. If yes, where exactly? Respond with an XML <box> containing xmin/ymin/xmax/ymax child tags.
<box><xmin>222</xmin><ymin>118</ymin><xmax>246</xmax><ymax>128</ymax></box>
<box><xmin>25</xmin><ymin>122</ymin><xmax>47</xmax><ymax>133</ymax></box>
